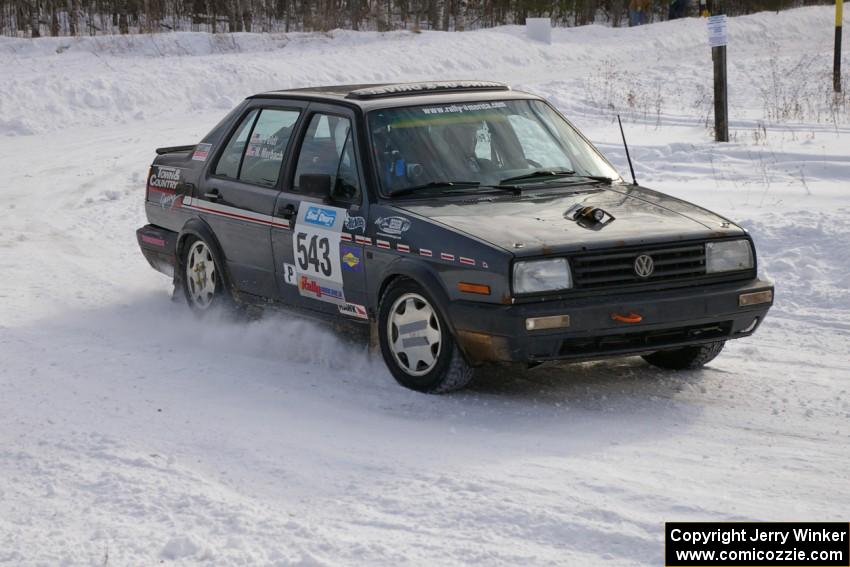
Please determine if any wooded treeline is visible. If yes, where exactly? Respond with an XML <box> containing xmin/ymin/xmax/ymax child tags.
<box><xmin>0</xmin><ymin>0</ymin><xmax>835</xmax><ymax>37</ymax></box>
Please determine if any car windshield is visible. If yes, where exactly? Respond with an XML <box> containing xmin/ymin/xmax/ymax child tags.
<box><xmin>367</xmin><ymin>99</ymin><xmax>620</xmax><ymax>197</ymax></box>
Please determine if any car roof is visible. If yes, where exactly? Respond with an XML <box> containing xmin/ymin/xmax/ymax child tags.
<box><xmin>248</xmin><ymin>81</ymin><xmax>542</xmax><ymax>111</ymax></box>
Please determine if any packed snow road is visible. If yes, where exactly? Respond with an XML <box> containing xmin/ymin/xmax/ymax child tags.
<box><xmin>1</xmin><ymin>7</ymin><xmax>849</xmax><ymax>565</ymax></box>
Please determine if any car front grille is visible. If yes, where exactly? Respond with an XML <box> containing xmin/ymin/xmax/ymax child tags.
<box><xmin>571</xmin><ymin>243</ymin><xmax>707</xmax><ymax>289</ymax></box>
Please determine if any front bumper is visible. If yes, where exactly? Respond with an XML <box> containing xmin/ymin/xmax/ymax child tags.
<box><xmin>450</xmin><ymin>278</ymin><xmax>774</xmax><ymax>364</ymax></box>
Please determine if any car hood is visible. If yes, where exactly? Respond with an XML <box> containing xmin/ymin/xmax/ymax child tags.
<box><xmin>394</xmin><ymin>184</ymin><xmax>744</xmax><ymax>256</ymax></box>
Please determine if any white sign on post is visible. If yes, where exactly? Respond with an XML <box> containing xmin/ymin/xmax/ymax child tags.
<box><xmin>707</xmin><ymin>14</ymin><xmax>728</xmax><ymax>48</ymax></box>
<box><xmin>526</xmin><ymin>18</ymin><xmax>552</xmax><ymax>44</ymax></box>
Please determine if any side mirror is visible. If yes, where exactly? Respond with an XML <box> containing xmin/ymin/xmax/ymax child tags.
<box><xmin>299</xmin><ymin>174</ymin><xmax>332</xmax><ymax>200</ymax></box>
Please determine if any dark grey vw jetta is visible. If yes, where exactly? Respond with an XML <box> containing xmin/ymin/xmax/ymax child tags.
<box><xmin>137</xmin><ymin>81</ymin><xmax>774</xmax><ymax>393</ymax></box>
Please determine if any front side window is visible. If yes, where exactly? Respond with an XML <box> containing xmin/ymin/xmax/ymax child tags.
<box><xmin>214</xmin><ymin>108</ymin><xmax>300</xmax><ymax>187</ymax></box>
<box><xmin>367</xmin><ymin>99</ymin><xmax>620</xmax><ymax>196</ymax></box>
<box><xmin>293</xmin><ymin>113</ymin><xmax>361</xmax><ymax>202</ymax></box>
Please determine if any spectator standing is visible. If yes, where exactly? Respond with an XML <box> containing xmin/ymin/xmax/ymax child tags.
<box><xmin>629</xmin><ymin>0</ymin><xmax>651</xmax><ymax>26</ymax></box>
<box><xmin>668</xmin><ymin>0</ymin><xmax>690</xmax><ymax>19</ymax></box>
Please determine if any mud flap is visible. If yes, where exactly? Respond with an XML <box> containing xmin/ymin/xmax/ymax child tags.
<box><xmin>368</xmin><ymin>319</ymin><xmax>380</xmax><ymax>359</ymax></box>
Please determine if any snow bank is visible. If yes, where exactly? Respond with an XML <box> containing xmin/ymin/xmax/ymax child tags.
<box><xmin>0</xmin><ymin>6</ymin><xmax>846</xmax><ymax>137</ymax></box>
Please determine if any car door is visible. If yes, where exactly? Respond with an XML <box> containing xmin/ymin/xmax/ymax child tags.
<box><xmin>271</xmin><ymin>103</ymin><xmax>369</xmax><ymax>320</ymax></box>
<box><xmin>195</xmin><ymin>101</ymin><xmax>307</xmax><ymax>298</ymax></box>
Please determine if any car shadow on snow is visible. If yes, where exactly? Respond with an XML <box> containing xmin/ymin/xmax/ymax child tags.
<box><xmin>18</xmin><ymin>291</ymin><xmax>712</xmax><ymax>429</ymax></box>
<box><xmin>444</xmin><ymin>355</ymin><xmax>715</xmax><ymax>432</ymax></box>
<box><xmin>469</xmin><ymin>356</ymin><xmax>710</xmax><ymax>404</ymax></box>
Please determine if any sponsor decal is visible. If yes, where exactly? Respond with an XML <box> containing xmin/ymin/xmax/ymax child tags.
<box><xmin>159</xmin><ymin>192</ymin><xmax>180</xmax><ymax>209</ymax></box>
<box><xmin>340</xmin><ymin>245</ymin><xmax>362</xmax><ymax>272</ymax></box>
<box><xmin>376</xmin><ymin>239</ymin><xmax>390</xmax><ymax>250</ymax></box>
<box><xmin>441</xmin><ymin>252</ymin><xmax>455</xmax><ymax>262</ymax></box>
<box><xmin>299</xmin><ymin>275</ymin><xmax>344</xmax><ymax>301</ymax></box>
<box><xmin>374</xmin><ymin>216</ymin><xmax>411</xmax><ymax>237</ymax></box>
<box><xmin>344</xmin><ymin>214</ymin><xmax>366</xmax><ymax>233</ymax></box>
<box><xmin>293</xmin><ymin>204</ymin><xmax>347</xmax><ymax>305</ymax></box>
<box><xmin>247</xmin><ymin>133</ymin><xmax>260</xmax><ymax>156</ymax></box>
<box><xmin>245</xmin><ymin>133</ymin><xmax>283</xmax><ymax>161</ymax></box>
<box><xmin>147</xmin><ymin>166</ymin><xmax>181</xmax><ymax>193</ymax></box>
<box><xmin>355</xmin><ymin>235</ymin><xmax>372</xmax><ymax>246</ymax></box>
<box><xmin>459</xmin><ymin>256</ymin><xmax>476</xmax><ymax>266</ymax></box>
<box><xmin>353</xmin><ymin>82</ymin><xmax>503</xmax><ymax>98</ymax></box>
<box><xmin>304</xmin><ymin>206</ymin><xmax>337</xmax><ymax>228</ymax></box>
<box><xmin>282</xmin><ymin>263</ymin><xmax>297</xmax><ymax>285</ymax></box>
<box><xmin>192</xmin><ymin>143</ymin><xmax>212</xmax><ymax>161</ymax></box>
<box><xmin>397</xmin><ymin>244</ymin><xmax>410</xmax><ymax>253</ymax></box>
<box><xmin>482</xmin><ymin>261</ymin><xmax>489</xmax><ymax>269</ymax></box>
<box><xmin>340</xmin><ymin>233</ymin><xmax>353</xmax><ymax>242</ymax></box>
<box><xmin>419</xmin><ymin>248</ymin><xmax>433</xmax><ymax>257</ymax></box>
<box><xmin>338</xmin><ymin>302</ymin><xmax>368</xmax><ymax>320</ymax></box>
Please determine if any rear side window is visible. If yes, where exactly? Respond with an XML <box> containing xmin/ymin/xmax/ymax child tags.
<box><xmin>215</xmin><ymin>109</ymin><xmax>258</xmax><ymax>179</ymax></box>
<box><xmin>240</xmin><ymin>109</ymin><xmax>300</xmax><ymax>187</ymax></box>
<box><xmin>214</xmin><ymin>108</ymin><xmax>300</xmax><ymax>187</ymax></box>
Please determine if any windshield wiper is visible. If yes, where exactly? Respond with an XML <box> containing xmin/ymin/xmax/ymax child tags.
<box><xmin>389</xmin><ymin>181</ymin><xmax>480</xmax><ymax>198</ymax></box>
<box><xmin>499</xmin><ymin>170</ymin><xmax>575</xmax><ymax>184</ymax></box>
<box><xmin>567</xmin><ymin>174</ymin><xmax>614</xmax><ymax>184</ymax></box>
<box><xmin>499</xmin><ymin>170</ymin><xmax>615</xmax><ymax>186</ymax></box>
<box><xmin>443</xmin><ymin>185</ymin><xmax>523</xmax><ymax>195</ymax></box>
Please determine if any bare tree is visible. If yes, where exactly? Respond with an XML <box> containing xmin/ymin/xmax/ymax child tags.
<box><xmin>29</xmin><ymin>0</ymin><xmax>40</xmax><ymax>36</ymax></box>
<box><xmin>455</xmin><ymin>0</ymin><xmax>466</xmax><ymax>30</ymax></box>
<box><xmin>369</xmin><ymin>0</ymin><xmax>387</xmax><ymax>30</ymax></box>
<box><xmin>0</xmin><ymin>0</ymin><xmax>836</xmax><ymax>37</ymax></box>
<box><xmin>118</xmin><ymin>0</ymin><xmax>129</xmax><ymax>33</ymax></box>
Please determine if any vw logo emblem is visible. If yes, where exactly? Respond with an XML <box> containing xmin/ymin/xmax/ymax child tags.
<box><xmin>634</xmin><ymin>254</ymin><xmax>655</xmax><ymax>278</ymax></box>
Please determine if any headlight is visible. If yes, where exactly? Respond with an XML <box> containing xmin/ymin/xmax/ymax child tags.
<box><xmin>706</xmin><ymin>239</ymin><xmax>754</xmax><ymax>273</ymax></box>
<box><xmin>513</xmin><ymin>258</ymin><xmax>572</xmax><ymax>294</ymax></box>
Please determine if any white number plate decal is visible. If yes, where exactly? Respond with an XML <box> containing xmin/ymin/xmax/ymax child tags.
<box><xmin>282</xmin><ymin>263</ymin><xmax>297</xmax><ymax>285</ymax></box>
<box><xmin>293</xmin><ymin>204</ymin><xmax>347</xmax><ymax>304</ymax></box>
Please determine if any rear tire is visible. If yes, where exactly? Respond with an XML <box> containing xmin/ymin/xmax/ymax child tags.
<box><xmin>179</xmin><ymin>236</ymin><xmax>232</xmax><ymax>314</ymax></box>
<box><xmin>642</xmin><ymin>340</ymin><xmax>725</xmax><ymax>370</ymax></box>
<box><xmin>378</xmin><ymin>279</ymin><xmax>474</xmax><ymax>394</ymax></box>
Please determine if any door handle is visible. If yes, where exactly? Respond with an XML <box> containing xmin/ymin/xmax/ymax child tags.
<box><xmin>204</xmin><ymin>188</ymin><xmax>221</xmax><ymax>201</ymax></box>
<box><xmin>277</xmin><ymin>203</ymin><xmax>297</xmax><ymax>220</ymax></box>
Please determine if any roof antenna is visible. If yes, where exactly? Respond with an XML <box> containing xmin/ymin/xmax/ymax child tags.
<box><xmin>617</xmin><ymin>114</ymin><xmax>638</xmax><ymax>186</ymax></box>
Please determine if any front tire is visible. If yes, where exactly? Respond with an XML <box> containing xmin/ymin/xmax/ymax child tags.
<box><xmin>378</xmin><ymin>280</ymin><xmax>473</xmax><ymax>394</ymax></box>
<box><xmin>642</xmin><ymin>340</ymin><xmax>725</xmax><ymax>370</ymax></box>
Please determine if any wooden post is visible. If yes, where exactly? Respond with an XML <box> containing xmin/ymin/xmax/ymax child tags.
<box><xmin>713</xmin><ymin>45</ymin><xmax>729</xmax><ymax>142</ymax></box>
<box><xmin>707</xmin><ymin>11</ymin><xmax>730</xmax><ymax>143</ymax></box>
<box><xmin>836</xmin><ymin>0</ymin><xmax>844</xmax><ymax>93</ymax></box>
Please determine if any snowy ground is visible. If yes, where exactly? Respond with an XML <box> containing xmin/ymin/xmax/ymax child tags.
<box><xmin>1</xmin><ymin>6</ymin><xmax>849</xmax><ymax>565</ymax></box>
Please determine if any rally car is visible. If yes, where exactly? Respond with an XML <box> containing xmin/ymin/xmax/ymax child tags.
<box><xmin>137</xmin><ymin>81</ymin><xmax>774</xmax><ymax>393</ymax></box>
